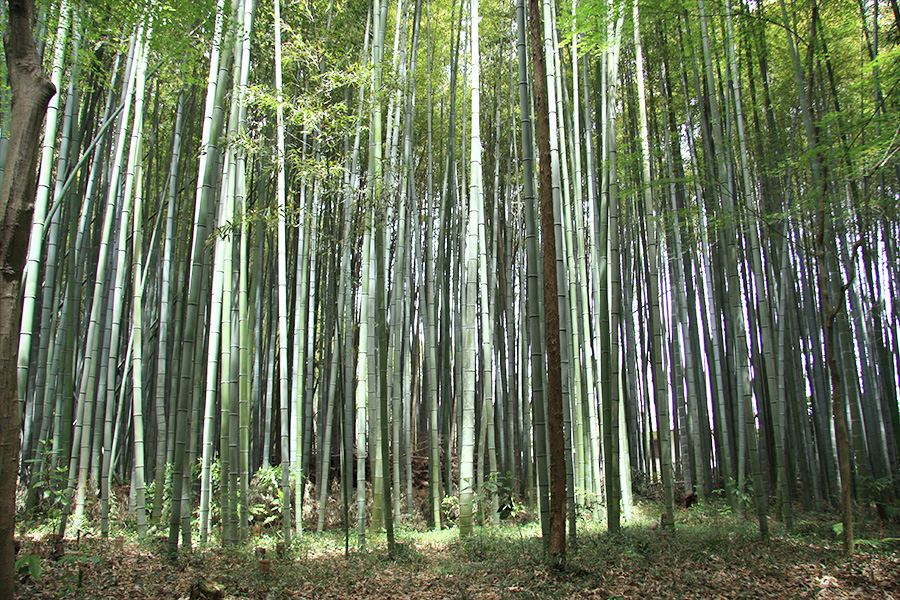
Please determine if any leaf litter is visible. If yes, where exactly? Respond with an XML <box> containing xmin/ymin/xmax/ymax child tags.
<box><xmin>13</xmin><ymin>505</ymin><xmax>900</xmax><ymax>600</ymax></box>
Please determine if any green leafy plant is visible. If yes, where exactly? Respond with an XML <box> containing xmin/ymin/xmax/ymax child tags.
<box><xmin>15</xmin><ymin>554</ymin><xmax>41</xmax><ymax>580</ymax></box>
<box><xmin>24</xmin><ymin>458</ymin><xmax>71</xmax><ymax>522</ymax></box>
<box><xmin>859</xmin><ymin>474</ymin><xmax>900</xmax><ymax>502</ymax></box>
<box><xmin>248</xmin><ymin>466</ymin><xmax>286</xmax><ymax>532</ymax></box>
<box><xmin>58</xmin><ymin>553</ymin><xmax>102</xmax><ymax>589</ymax></box>
<box><xmin>441</xmin><ymin>494</ymin><xmax>460</xmax><ymax>522</ymax></box>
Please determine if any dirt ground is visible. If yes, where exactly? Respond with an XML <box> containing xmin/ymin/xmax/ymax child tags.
<box><xmin>13</xmin><ymin>508</ymin><xmax>900</xmax><ymax>599</ymax></box>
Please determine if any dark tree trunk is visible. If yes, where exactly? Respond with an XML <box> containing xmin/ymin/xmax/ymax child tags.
<box><xmin>527</xmin><ymin>0</ymin><xmax>565</xmax><ymax>564</ymax></box>
<box><xmin>824</xmin><ymin>310</ymin><xmax>854</xmax><ymax>554</ymax></box>
<box><xmin>818</xmin><ymin>232</ymin><xmax>863</xmax><ymax>556</ymax></box>
<box><xmin>1</xmin><ymin>1</ymin><xmax>56</xmax><ymax>596</ymax></box>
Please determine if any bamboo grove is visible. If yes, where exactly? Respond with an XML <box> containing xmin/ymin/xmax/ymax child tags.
<box><xmin>4</xmin><ymin>0</ymin><xmax>900</xmax><ymax>560</ymax></box>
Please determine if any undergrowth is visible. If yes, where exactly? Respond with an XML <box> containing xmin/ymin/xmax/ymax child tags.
<box><xmin>13</xmin><ymin>498</ymin><xmax>900</xmax><ymax>599</ymax></box>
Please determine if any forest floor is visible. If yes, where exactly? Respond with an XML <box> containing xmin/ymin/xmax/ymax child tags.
<box><xmin>13</xmin><ymin>501</ymin><xmax>900</xmax><ymax>600</ymax></box>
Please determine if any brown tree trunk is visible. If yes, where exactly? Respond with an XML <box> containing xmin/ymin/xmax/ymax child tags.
<box><xmin>527</xmin><ymin>0</ymin><xmax>565</xmax><ymax>564</ymax></box>
<box><xmin>817</xmin><ymin>233</ymin><xmax>863</xmax><ymax>556</ymax></box>
<box><xmin>1</xmin><ymin>1</ymin><xmax>56</xmax><ymax>597</ymax></box>
<box><xmin>824</xmin><ymin>310</ymin><xmax>854</xmax><ymax>554</ymax></box>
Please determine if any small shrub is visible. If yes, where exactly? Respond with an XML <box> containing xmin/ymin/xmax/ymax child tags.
<box><xmin>15</xmin><ymin>554</ymin><xmax>42</xmax><ymax>581</ymax></box>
